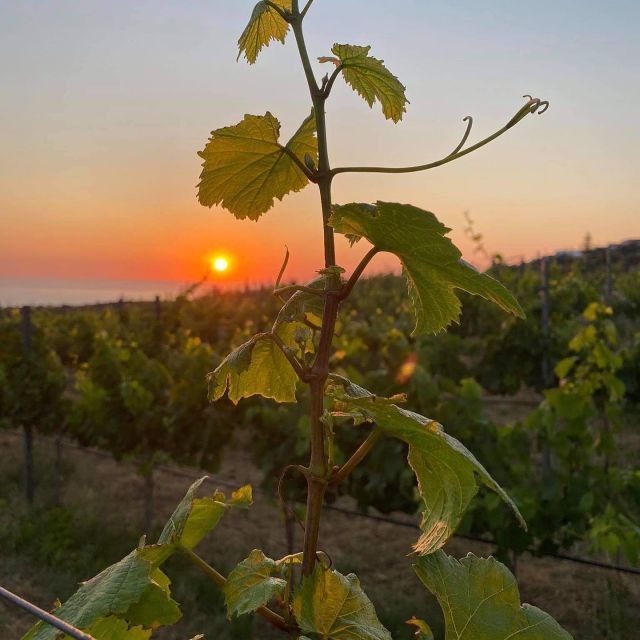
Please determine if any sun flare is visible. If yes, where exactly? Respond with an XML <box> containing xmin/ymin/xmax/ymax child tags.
<box><xmin>211</xmin><ymin>256</ymin><xmax>229</xmax><ymax>273</ymax></box>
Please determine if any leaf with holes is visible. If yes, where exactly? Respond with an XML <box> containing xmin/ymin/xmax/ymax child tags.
<box><xmin>330</xmin><ymin>202</ymin><xmax>523</xmax><ymax>334</ymax></box>
<box><xmin>198</xmin><ymin>111</ymin><xmax>317</xmax><ymax>220</ymax></box>
<box><xmin>320</xmin><ymin>43</ymin><xmax>408</xmax><ymax>122</ymax></box>
<box><xmin>414</xmin><ymin>551</ymin><xmax>573</xmax><ymax>639</ymax></box>
<box><xmin>326</xmin><ymin>377</ymin><xmax>525</xmax><ymax>555</ymax></box>
<box><xmin>238</xmin><ymin>1</ymin><xmax>290</xmax><ymax>64</ymax></box>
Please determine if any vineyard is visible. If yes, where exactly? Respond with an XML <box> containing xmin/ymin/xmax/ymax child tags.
<box><xmin>1</xmin><ymin>252</ymin><xmax>639</xmax><ymax>639</ymax></box>
<box><xmin>2</xmin><ymin>2</ymin><xmax>640</xmax><ymax>639</ymax></box>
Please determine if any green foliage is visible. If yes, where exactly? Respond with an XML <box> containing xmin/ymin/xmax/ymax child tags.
<box><xmin>197</xmin><ymin>111</ymin><xmax>317</xmax><ymax>220</ymax></box>
<box><xmin>24</xmin><ymin>545</ymin><xmax>179</xmax><ymax>640</ymax></box>
<box><xmin>330</xmin><ymin>202</ymin><xmax>523</xmax><ymax>334</ymax></box>
<box><xmin>319</xmin><ymin>44</ymin><xmax>407</xmax><ymax>122</ymax></box>
<box><xmin>208</xmin><ymin>322</ymin><xmax>309</xmax><ymax>403</ymax></box>
<box><xmin>0</xmin><ymin>312</ymin><xmax>67</xmax><ymax>434</ymax></box>
<box><xmin>415</xmin><ymin>551</ymin><xmax>572</xmax><ymax>639</ymax></box>
<box><xmin>224</xmin><ymin>549</ymin><xmax>290</xmax><ymax>618</ymax></box>
<box><xmin>21</xmin><ymin>478</ymin><xmax>247</xmax><ymax>639</ymax></box>
<box><xmin>327</xmin><ymin>376</ymin><xmax>524</xmax><ymax>555</ymax></box>
<box><xmin>293</xmin><ymin>564</ymin><xmax>392</xmax><ymax>640</ymax></box>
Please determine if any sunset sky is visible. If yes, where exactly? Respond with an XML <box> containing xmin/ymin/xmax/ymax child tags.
<box><xmin>1</xmin><ymin>0</ymin><xmax>638</xmax><ymax>293</ymax></box>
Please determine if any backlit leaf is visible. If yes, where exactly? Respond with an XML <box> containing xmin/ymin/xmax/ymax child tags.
<box><xmin>238</xmin><ymin>1</ymin><xmax>290</xmax><ymax>64</ymax></box>
<box><xmin>330</xmin><ymin>202</ymin><xmax>523</xmax><ymax>334</ymax></box>
<box><xmin>198</xmin><ymin>111</ymin><xmax>317</xmax><ymax>220</ymax></box>
<box><xmin>157</xmin><ymin>476</ymin><xmax>237</xmax><ymax>550</ymax></box>
<box><xmin>293</xmin><ymin>565</ymin><xmax>391</xmax><ymax>640</ymax></box>
<box><xmin>320</xmin><ymin>44</ymin><xmax>407</xmax><ymax>122</ymax></box>
<box><xmin>327</xmin><ymin>377</ymin><xmax>525</xmax><ymax>555</ymax></box>
<box><xmin>208</xmin><ymin>322</ymin><xmax>309</xmax><ymax>404</ymax></box>
<box><xmin>224</xmin><ymin>549</ymin><xmax>286</xmax><ymax>618</ymax></box>
<box><xmin>414</xmin><ymin>551</ymin><xmax>573</xmax><ymax>639</ymax></box>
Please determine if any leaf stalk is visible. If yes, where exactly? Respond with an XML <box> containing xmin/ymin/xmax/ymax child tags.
<box><xmin>180</xmin><ymin>547</ymin><xmax>292</xmax><ymax>633</ymax></box>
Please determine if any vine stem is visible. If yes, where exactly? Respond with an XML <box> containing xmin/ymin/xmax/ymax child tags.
<box><xmin>291</xmin><ymin>0</ymin><xmax>347</xmax><ymax>577</ymax></box>
<box><xmin>329</xmin><ymin>428</ymin><xmax>382</xmax><ymax>486</ymax></box>
<box><xmin>180</xmin><ymin>547</ymin><xmax>291</xmax><ymax>633</ymax></box>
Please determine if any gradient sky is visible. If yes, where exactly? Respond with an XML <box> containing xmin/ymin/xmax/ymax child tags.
<box><xmin>1</xmin><ymin>0</ymin><xmax>638</xmax><ymax>287</ymax></box>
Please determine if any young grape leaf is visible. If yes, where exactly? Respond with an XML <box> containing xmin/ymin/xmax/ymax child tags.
<box><xmin>327</xmin><ymin>377</ymin><xmax>525</xmax><ymax>555</ymax></box>
<box><xmin>25</xmin><ymin>545</ymin><xmax>176</xmax><ymax>640</ymax></box>
<box><xmin>198</xmin><ymin>110</ymin><xmax>317</xmax><ymax>220</ymax></box>
<box><xmin>319</xmin><ymin>44</ymin><xmax>407</xmax><ymax>122</ymax></box>
<box><xmin>330</xmin><ymin>202</ymin><xmax>524</xmax><ymax>335</ymax></box>
<box><xmin>158</xmin><ymin>476</ymin><xmax>249</xmax><ymax>550</ymax></box>
<box><xmin>293</xmin><ymin>565</ymin><xmax>391</xmax><ymax>640</ymax></box>
<box><xmin>84</xmin><ymin>616</ymin><xmax>151</xmax><ymax>640</ymax></box>
<box><xmin>238</xmin><ymin>0</ymin><xmax>290</xmax><ymax>64</ymax></box>
<box><xmin>414</xmin><ymin>551</ymin><xmax>573</xmax><ymax>639</ymax></box>
<box><xmin>224</xmin><ymin>549</ymin><xmax>287</xmax><ymax>618</ymax></box>
<box><xmin>208</xmin><ymin>322</ymin><xmax>309</xmax><ymax>404</ymax></box>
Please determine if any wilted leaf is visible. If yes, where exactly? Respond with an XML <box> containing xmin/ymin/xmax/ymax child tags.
<box><xmin>414</xmin><ymin>551</ymin><xmax>573</xmax><ymax>639</ymax></box>
<box><xmin>327</xmin><ymin>377</ymin><xmax>525</xmax><ymax>555</ymax></box>
<box><xmin>320</xmin><ymin>43</ymin><xmax>407</xmax><ymax>122</ymax></box>
<box><xmin>238</xmin><ymin>0</ymin><xmax>290</xmax><ymax>64</ymax></box>
<box><xmin>330</xmin><ymin>202</ymin><xmax>523</xmax><ymax>335</ymax></box>
<box><xmin>198</xmin><ymin>111</ymin><xmax>317</xmax><ymax>220</ymax></box>
<box><xmin>293</xmin><ymin>565</ymin><xmax>391</xmax><ymax>640</ymax></box>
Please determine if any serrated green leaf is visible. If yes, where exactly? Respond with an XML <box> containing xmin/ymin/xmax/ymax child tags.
<box><xmin>198</xmin><ymin>111</ymin><xmax>317</xmax><ymax>220</ymax></box>
<box><xmin>84</xmin><ymin>616</ymin><xmax>152</xmax><ymax>640</ymax></box>
<box><xmin>327</xmin><ymin>377</ymin><xmax>525</xmax><ymax>555</ymax></box>
<box><xmin>224</xmin><ymin>549</ymin><xmax>286</xmax><ymax>618</ymax></box>
<box><xmin>208</xmin><ymin>323</ymin><xmax>308</xmax><ymax>404</ymax></box>
<box><xmin>238</xmin><ymin>0</ymin><xmax>290</xmax><ymax>64</ymax></box>
<box><xmin>320</xmin><ymin>44</ymin><xmax>407</xmax><ymax>122</ymax></box>
<box><xmin>157</xmin><ymin>476</ymin><xmax>229</xmax><ymax>550</ymax></box>
<box><xmin>330</xmin><ymin>202</ymin><xmax>523</xmax><ymax>335</ymax></box>
<box><xmin>293</xmin><ymin>565</ymin><xmax>391</xmax><ymax>640</ymax></box>
<box><xmin>414</xmin><ymin>551</ymin><xmax>573</xmax><ymax>639</ymax></box>
<box><xmin>26</xmin><ymin>546</ymin><xmax>173</xmax><ymax>640</ymax></box>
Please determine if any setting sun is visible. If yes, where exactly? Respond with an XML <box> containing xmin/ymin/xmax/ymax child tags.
<box><xmin>211</xmin><ymin>256</ymin><xmax>229</xmax><ymax>273</ymax></box>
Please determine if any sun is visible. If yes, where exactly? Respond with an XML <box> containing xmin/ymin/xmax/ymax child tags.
<box><xmin>211</xmin><ymin>256</ymin><xmax>229</xmax><ymax>273</ymax></box>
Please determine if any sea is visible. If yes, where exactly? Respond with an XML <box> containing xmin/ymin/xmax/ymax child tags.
<box><xmin>0</xmin><ymin>278</ymin><xmax>232</xmax><ymax>308</ymax></box>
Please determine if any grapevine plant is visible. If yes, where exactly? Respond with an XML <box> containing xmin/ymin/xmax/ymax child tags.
<box><xmin>23</xmin><ymin>3</ymin><xmax>574</xmax><ymax>639</ymax></box>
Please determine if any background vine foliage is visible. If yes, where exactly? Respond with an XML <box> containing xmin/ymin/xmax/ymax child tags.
<box><xmin>23</xmin><ymin>2</ymin><xmax>572</xmax><ymax>638</ymax></box>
